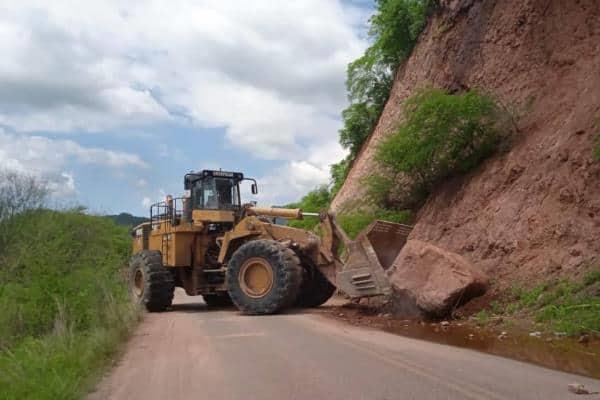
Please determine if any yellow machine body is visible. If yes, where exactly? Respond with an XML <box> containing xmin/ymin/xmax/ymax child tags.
<box><xmin>131</xmin><ymin>169</ymin><xmax>412</xmax><ymax>301</ymax></box>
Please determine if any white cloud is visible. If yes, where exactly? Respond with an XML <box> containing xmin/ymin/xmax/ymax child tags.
<box><xmin>0</xmin><ymin>1</ymin><xmax>364</xmax><ymax>147</ymax></box>
<box><xmin>255</xmin><ymin>161</ymin><xmax>332</xmax><ymax>207</ymax></box>
<box><xmin>0</xmin><ymin>131</ymin><xmax>148</xmax><ymax>196</ymax></box>
<box><xmin>136</xmin><ymin>178</ymin><xmax>148</xmax><ymax>189</ymax></box>
<box><xmin>47</xmin><ymin>172</ymin><xmax>76</xmax><ymax>198</ymax></box>
<box><xmin>0</xmin><ymin>1</ymin><xmax>368</xmax><ymax>206</ymax></box>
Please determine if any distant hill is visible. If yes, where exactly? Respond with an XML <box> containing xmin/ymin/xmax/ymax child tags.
<box><xmin>106</xmin><ymin>212</ymin><xmax>148</xmax><ymax>227</ymax></box>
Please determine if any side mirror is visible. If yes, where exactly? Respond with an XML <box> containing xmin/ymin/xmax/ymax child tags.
<box><xmin>251</xmin><ymin>183</ymin><xmax>258</xmax><ymax>195</ymax></box>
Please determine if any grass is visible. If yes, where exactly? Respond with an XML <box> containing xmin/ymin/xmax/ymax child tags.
<box><xmin>0</xmin><ymin>209</ymin><xmax>138</xmax><ymax>399</ymax></box>
<box><xmin>483</xmin><ymin>269</ymin><xmax>600</xmax><ymax>336</ymax></box>
<box><xmin>473</xmin><ymin>310</ymin><xmax>491</xmax><ymax>326</ymax></box>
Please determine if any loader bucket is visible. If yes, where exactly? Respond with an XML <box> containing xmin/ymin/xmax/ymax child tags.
<box><xmin>334</xmin><ymin>220</ymin><xmax>412</xmax><ymax>298</ymax></box>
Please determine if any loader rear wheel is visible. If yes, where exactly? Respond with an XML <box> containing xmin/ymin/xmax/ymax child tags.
<box><xmin>226</xmin><ymin>240</ymin><xmax>302</xmax><ymax>314</ymax></box>
<box><xmin>128</xmin><ymin>250</ymin><xmax>174</xmax><ymax>312</ymax></box>
<box><xmin>296</xmin><ymin>268</ymin><xmax>336</xmax><ymax>308</ymax></box>
<box><xmin>203</xmin><ymin>293</ymin><xmax>233</xmax><ymax>308</ymax></box>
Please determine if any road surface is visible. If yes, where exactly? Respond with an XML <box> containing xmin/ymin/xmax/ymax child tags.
<box><xmin>89</xmin><ymin>291</ymin><xmax>599</xmax><ymax>400</ymax></box>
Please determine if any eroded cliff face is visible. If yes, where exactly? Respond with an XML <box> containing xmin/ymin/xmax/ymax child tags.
<box><xmin>332</xmin><ymin>0</ymin><xmax>600</xmax><ymax>286</ymax></box>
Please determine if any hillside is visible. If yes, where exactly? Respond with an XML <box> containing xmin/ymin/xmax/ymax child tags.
<box><xmin>332</xmin><ymin>0</ymin><xmax>600</xmax><ymax>288</ymax></box>
<box><xmin>106</xmin><ymin>212</ymin><xmax>148</xmax><ymax>227</ymax></box>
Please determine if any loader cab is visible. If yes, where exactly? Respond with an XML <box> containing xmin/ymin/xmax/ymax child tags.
<box><xmin>184</xmin><ymin>170</ymin><xmax>257</xmax><ymax>222</ymax></box>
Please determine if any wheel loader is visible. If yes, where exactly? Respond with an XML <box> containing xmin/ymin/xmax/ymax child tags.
<box><xmin>129</xmin><ymin>169</ymin><xmax>412</xmax><ymax>314</ymax></box>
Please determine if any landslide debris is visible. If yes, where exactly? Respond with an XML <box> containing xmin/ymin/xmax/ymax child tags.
<box><xmin>388</xmin><ymin>239</ymin><xmax>488</xmax><ymax>318</ymax></box>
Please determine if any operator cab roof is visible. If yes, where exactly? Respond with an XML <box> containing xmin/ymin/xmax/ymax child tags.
<box><xmin>184</xmin><ymin>170</ymin><xmax>244</xmax><ymax>189</ymax></box>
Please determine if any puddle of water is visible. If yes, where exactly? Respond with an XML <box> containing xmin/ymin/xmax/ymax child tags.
<box><xmin>321</xmin><ymin>304</ymin><xmax>600</xmax><ymax>379</ymax></box>
<box><xmin>382</xmin><ymin>320</ymin><xmax>600</xmax><ymax>379</ymax></box>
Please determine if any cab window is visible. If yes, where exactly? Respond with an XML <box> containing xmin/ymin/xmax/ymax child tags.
<box><xmin>193</xmin><ymin>177</ymin><xmax>240</xmax><ymax>210</ymax></box>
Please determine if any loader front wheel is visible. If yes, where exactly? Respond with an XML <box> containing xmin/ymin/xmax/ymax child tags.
<box><xmin>296</xmin><ymin>268</ymin><xmax>336</xmax><ymax>308</ymax></box>
<box><xmin>128</xmin><ymin>250</ymin><xmax>174</xmax><ymax>312</ymax></box>
<box><xmin>227</xmin><ymin>240</ymin><xmax>302</xmax><ymax>314</ymax></box>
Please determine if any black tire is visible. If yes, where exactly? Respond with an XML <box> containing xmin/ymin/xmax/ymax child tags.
<box><xmin>296</xmin><ymin>268</ymin><xmax>336</xmax><ymax>308</ymax></box>
<box><xmin>203</xmin><ymin>293</ymin><xmax>233</xmax><ymax>307</ymax></box>
<box><xmin>226</xmin><ymin>240</ymin><xmax>302</xmax><ymax>315</ymax></box>
<box><xmin>128</xmin><ymin>250</ymin><xmax>175</xmax><ymax>312</ymax></box>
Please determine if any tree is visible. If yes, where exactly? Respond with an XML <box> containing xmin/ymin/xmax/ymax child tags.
<box><xmin>0</xmin><ymin>170</ymin><xmax>48</xmax><ymax>221</ymax></box>
<box><xmin>337</xmin><ymin>0</ymin><xmax>436</xmax><ymax>170</ymax></box>
<box><xmin>330</xmin><ymin>156</ymin><xmax>351</xmax><ymax>196</ymax></box>
<box><xmin>339</xmin><ymin>103</ymin><xmax>380</xmax><ymax>156</ymax></box>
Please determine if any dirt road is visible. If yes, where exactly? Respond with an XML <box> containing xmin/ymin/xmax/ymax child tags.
<box><xmin>89</xmin><ymin>291</ymin><xmax>599</xmax><ymax>400</ymax></box>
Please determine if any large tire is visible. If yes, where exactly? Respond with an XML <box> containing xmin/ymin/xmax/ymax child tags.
<box><xmin>128</xmin><ymin>250</ymin><xmax>175</xmax><ymax>312</ymax></box>
<box><xmin>296</xmin><ymin>268</ymin><xmax>336</xmax><ymax>308</ymax></box>
<box><xmin>203</xmin><ymin>293</ymin><xmax>233</xmax><ymax>308</ymax></box>
<box><xmin>226</xmin><ymin>240</ymin><xmax>302</xmax><ymax>314</ymax></box>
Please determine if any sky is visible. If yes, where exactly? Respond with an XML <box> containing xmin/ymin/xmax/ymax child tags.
<box><xmin>0</xmin><ymin>0</ymin><xmax>374</xmax><ymax>216</ymax></box>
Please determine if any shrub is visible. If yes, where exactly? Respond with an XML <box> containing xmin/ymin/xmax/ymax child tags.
<box><xmin>364</xmin><ymin>174</ymin><xmax>395</xmax><ymax>208</ymax></box>
<box><xmin>373</xmin><ymin>88</ymin><xmax>510</xmax><ymax>206</ymax></box>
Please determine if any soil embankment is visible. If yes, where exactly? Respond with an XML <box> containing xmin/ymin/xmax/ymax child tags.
<box><xmin>332</xmin><ymin>0</ymin><xmax>600</xmax><ymax>287</ymax></box>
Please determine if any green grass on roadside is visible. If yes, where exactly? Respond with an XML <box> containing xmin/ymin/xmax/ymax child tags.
<box><xmin>0</xmin><ymin>209</ymin><xmax>138</xmax><ymax>399</ymax></box>
<box><xmin>473</xmin><ymin>309</ymin><xmax>491</xmax><ymax>326</ymax></box>
<box><xmin>485</xmin><ymin>269</ymin><xmax>600</xmax><ymax>336</ymax></box>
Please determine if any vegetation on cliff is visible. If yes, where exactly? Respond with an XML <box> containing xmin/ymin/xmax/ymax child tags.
<box><xmin>368</xmin><ymin>88</ymin><xmax>510</xmax><ymax>209</ymax></box>
<box><xmin>286</xmin><ymin>186</ymin><xmax>411</xmax><ymax>238</ymax></box>
<box><xmin>331</xmin><ymin>0</ymin><xmax>437</xmax><ymax>195</ymax></box>
<box><xmin>290</xmin><ymin>1</ymin><xmax>438</xmax><ymax>234</ymax></box>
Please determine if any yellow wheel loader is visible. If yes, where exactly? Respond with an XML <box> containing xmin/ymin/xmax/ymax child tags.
<box><xmin>129</xmin><ymin>169</ymin><xmax>412</xmax><ymax>314</ymax></box>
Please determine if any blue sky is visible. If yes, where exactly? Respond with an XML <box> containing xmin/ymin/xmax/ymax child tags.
<box><xmin>0</xmin><ymin>0</ymin><xmax>374</xmax><ymax>216</ymax></box>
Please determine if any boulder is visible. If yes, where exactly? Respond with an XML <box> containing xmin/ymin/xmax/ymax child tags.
<box><xmin>388</xmin><ymin>240</ymin><xmax>489</xmax><ymax>318</ymax></box>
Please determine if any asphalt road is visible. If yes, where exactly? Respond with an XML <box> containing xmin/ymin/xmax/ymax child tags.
<box><xmin>89</xmin><ymin>291</ymin><xmax>600</xmax><ymax>400</ymax></box>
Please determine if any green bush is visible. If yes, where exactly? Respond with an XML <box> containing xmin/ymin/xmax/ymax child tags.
<box><xmin>0</xmin><ymin>209</ymin><xmax>137</xmax><ymax>399</ymax></box>
<box><xmin>373</xmin><ymin>88</ymin><xmax>509</xmax><ymax>207</ymax></box>
<box><xmin>364</xmin><ymin>174</ymin><xmax>395</xmax><ymax>208</ymax></box>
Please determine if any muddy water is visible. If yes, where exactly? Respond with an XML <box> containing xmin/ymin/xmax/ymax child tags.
<box><xmin>382</xmin><ymin>320</ymin><xmax>600</xmax><ymax>379</ymax></box>
<box><xmin>320</xmin><ymin>301</ymin><xmax>600</xmax><ymax>379</ymax></box>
